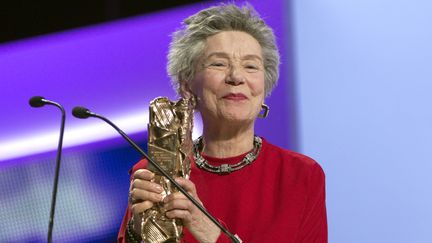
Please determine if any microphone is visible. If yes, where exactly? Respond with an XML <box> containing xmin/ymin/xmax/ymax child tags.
<box><xmin>72</xmin><ymin>106</ymin><xmax>242</xmax><ymax>243</ymax></box>
<box><xmin>29</xmin><ymin>96</ymin><xmax>61</xmax><ymax>108</ymax></box>
<box><xmin>71</xmin><ymin>106</ymin><xmax>93</xmax><ymax>119</ymax></box>
<box><xmin>29</xmin><ymin>96</ymin><xmax>65</xmax><ymax>243</ymax></box>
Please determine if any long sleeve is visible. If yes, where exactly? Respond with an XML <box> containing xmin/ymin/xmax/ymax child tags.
<box><xmin>294</xmin><ymin>163</ymin><xmax>328</xmax><ymax>243</ymax></box>
<box><xmin>118</xmin><ymin>160</ymin><xmax>147</xmax><ymax>243</ymax></box>
<box><xmin>117</xmin><ymin>206</ymin><xmax>131</xmax><ymax>243</ymax></box>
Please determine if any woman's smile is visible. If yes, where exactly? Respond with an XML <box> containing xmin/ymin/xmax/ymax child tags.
<box><xmin>222</xmin><ymin>93</ymin><xmax>248</xmax><ymax>101</ymax></box>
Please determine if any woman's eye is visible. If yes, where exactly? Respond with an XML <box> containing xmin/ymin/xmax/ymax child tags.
<box><xmin>245</xmin><ymin>64</ymin><xmax>259</xmax><ymax>71</ymax></box>
<box><xmin>210</xmin><ymin>63</ymin><xmax>226</xmax><ymax>67</ymax></box>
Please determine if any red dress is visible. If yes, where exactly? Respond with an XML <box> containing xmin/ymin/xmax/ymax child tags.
<box><xmin>118</xmin><ymin>138</ymin><xmax>327</xmax><ymax>243</ymax></box>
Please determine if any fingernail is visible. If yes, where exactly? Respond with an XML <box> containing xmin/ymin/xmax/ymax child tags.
<box><xmin>155</xmin><ymin>185</ymin><xmax>163</xmax><ymax>192</ymax></box>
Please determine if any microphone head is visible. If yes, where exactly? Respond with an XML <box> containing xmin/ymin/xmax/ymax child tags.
<box><xmin>29</xmin><ymin>96</ymin><xmax>46</xmax><ymax>107</ymax></box>
<box><xmin>72</xmin><ymin>106</ymin><xmax>91</xmax><ymax>119</ymax></box>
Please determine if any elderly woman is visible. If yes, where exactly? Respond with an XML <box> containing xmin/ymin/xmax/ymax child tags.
<box><xmin>118</xmin><ymin>4</ymin><xmax>327</xmax><ymax>243</ymax></box>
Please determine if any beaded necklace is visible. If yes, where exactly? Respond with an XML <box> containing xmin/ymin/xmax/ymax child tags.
<box><xmin>193</xmin><ymin>136</ymin><xmax>262</xmax><ymax>174</ymax></box>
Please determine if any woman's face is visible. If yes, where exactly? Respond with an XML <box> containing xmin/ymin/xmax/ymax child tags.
<box><xmin>189</xmin><ymin>31</ymin><xmax>265</xmax><ymax>124</ymax></box>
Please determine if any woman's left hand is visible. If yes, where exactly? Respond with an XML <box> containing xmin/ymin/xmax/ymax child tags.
<box><xmin>163</xmin><ymin>178</ymin><xmax>221</xmax><ymax>243</ymax></box>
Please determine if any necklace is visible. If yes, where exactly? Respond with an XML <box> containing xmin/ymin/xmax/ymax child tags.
<box><xmin>193</xmin><ymin>136</ymin><xmax>262</xmax><ymax>174</ymax></box>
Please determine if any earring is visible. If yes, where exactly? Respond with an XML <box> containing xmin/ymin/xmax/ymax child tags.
<box><xmin>258</xmin><ymin>104</ymin><xmax>269</xmax><ymax>118</ymax></box>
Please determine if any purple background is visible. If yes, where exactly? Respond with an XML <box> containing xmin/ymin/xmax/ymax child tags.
<box><xmin>0</xmin><ymin>0</ymin><xmax>292</xmax><ymax>162</ymax></box>
<box><xmin>0</xmin><ymin>1</ymin><xmax>291</xmax><ymax>241</ymax></box>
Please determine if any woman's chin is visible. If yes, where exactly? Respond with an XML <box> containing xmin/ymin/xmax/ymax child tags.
<box><xmin>218</xmin><ymin>113</ymin><xmax>256</xmax><ymax>124</ymax></box>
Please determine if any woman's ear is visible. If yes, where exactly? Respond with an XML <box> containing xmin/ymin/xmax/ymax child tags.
<box><xmin>179</xmin><ymin>80</ymin><xmax>194</xmax><ymax>99</ymax></box>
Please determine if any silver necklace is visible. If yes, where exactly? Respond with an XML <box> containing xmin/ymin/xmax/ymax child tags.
<box><xmin>193</xmin><ymin>136</ymin><xmax>262</xmax><ymax>174</ymax></box>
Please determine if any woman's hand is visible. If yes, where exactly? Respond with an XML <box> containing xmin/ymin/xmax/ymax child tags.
<box><xmin>163</xmin><ymin>178</ymin><xmax>221</xmax><ymax>243</ymax></box>
<box><xmin>129</xmin><ymin>169</ymin><xmax>164</xmax><ymax>234</ymax></box>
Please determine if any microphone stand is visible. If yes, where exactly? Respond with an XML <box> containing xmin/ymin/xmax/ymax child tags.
<box><xmin>29</xmin><ymin>96</ymin><xmax>66</xmax><ymax>243</ymax></box>
<box><xmin>47</xmin><ymin>103</ymin><xmax>65</xmax><ymax>243</ymax></box>
<box><xmin>73</xmin><ymin>107</ymin><xmax>242</xmax><ymax>243</ymax></box>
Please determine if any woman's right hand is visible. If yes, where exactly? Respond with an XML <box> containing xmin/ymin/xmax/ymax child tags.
<box><xmin>129</xmin><ymin>169</ymin><xmax>164</xmax><ymax>234</ymax></box>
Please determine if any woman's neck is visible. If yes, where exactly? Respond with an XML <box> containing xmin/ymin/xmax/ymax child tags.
<box><xmin>201</xmin><ymin>121</ymin><xmax>255</xmax><ymax>158</ymax></box>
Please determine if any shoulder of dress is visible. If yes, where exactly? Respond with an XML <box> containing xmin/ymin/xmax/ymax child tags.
<box><xmin>260</xmin><ymin>137</ymin><xmax>324</xmax><ymax>170</ymax></box>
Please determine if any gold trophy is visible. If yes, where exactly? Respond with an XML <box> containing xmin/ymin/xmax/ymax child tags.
<box><xmin>141</xmin><ymin>97</ymin><xmax>195</xmax><ymax>243</ymax></box>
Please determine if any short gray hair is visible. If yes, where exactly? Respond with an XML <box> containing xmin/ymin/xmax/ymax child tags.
<box><xmin>167</xmin><ymin>3</ymin><xmax>280</xmax><ymax>97</ymax></box>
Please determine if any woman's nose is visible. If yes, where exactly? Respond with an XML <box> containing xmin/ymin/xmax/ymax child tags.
<box><xmin>225</xmin><ymin>65</ymin><xmax>245</xmax><ymax>85</ymax></box>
